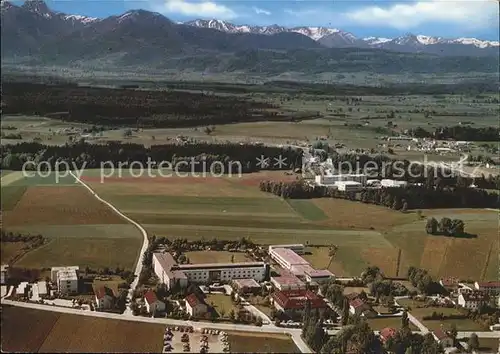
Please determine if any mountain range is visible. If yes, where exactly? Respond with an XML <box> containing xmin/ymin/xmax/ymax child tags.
<box><xmin>1</xmin><ymin>0</ymin><xmax>498</xmax><ymax>75</ymax></box>
<box><xmin>185</xmin><ymin>19</ymin><xmax>500</xmax><ymax>54</ymax></box>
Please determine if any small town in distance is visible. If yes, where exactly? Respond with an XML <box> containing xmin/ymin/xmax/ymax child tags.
<box><xmin>1</xmin><ymin>0</ymin><xmax>500</xmax><ymax>353</ymax></box>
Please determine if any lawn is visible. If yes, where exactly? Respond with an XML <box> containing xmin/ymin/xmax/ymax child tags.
<box><xmin>185</xmin><ymin>251</ymin><xmax>249</xmax><ymax>264</ymax></box>
<box><xmin>227</xmin><ymin>332</ymin><xmax>300</xmax><ymax>353</ymax></box>
<box><xmin>0</xmin><ymin>242</ymin><xmax>29</xmax><ymax>264</ymax></box>
<box><xmin>285</xmin><ymin>199</ymin><xmax>328</xmax><ymax>221</ymax></box>
<box><xmin>205</xmin><ymin>294</ymin><xmax>237</xmax><ymax>318</ymax></box>
<box><xmin>0</xmin><ymin>185</ymin><xmax>27</xmax><ymax>211</ymax></box>
<box><xmin>397</xmin><ymin>299</ymin><xmax>487</xmax><ymax>332</ymax></box>
<box><xmin>1</xmin><ymin>306</ymin><xmax>164</xmax><ymax>352</ymax></box>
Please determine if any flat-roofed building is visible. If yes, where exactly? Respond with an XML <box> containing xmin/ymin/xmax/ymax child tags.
<box><xmin>270</xmin><ymin>247</ymin><xmax>309</xmax><ymax>270</ymax></box>
<box><xmin>232</xmin><ymin>278</ymin><xmax>262</xmax><ymax>295</ymax></box>
<box><xmin>268</xmin><ymin>244</ymin><xmax>305</xmax><ymax>255</ymax></box>
<box><xmin>51</xmin><ymin>266</ymin><xmax>79</xmax><ymax>294</ymax></box>
<box><xmin>271</xmin><ymin>275</ymin><xmax>306</xmax><ymax>291</ymax></box>
<box><xmin>474</xmin><ymin>281</ymin><xmax>500</xmax><ymax>294</ymax></box>
<box><xmin>153</xmin><ymin>252</ymin><xmax>268</xmax><ymax>289</ymax></box>
<box><xmin>304</xmin><ymin>269</ymin><xmax>334</xmax><ymax>284</ymax></box>
<box><xmin>335</xmin><ymin>181</ymin><xmax>363</xmax><ymax>192</ymax></box>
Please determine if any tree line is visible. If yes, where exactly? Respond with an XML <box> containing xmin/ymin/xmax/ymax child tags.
<box><xmin>2</xmin><ymin>82</ymin><xmax>301</xmax><ymax>128</ymax></box>
<box><xmin>1</xmin><ymin>141</ymin><xmax>302</xmax><ymax>172</ymax></box>
<box><xmin>407</xmin><ymin>267</ymin><xmax>444</xmax><ymax>295</ymax></box>
<box><xmin>258</xmin><ymin>180</ymin><xmax>499</xmax><ymax>209</ymax></box>
<box><xmin>408</xmin><ymin>126</ymin><xmax>499</xmax><ymax>142</ymax></box>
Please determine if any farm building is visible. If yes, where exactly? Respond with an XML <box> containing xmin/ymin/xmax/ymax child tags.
<box><xmin>271</xmin><ymin>289</ymin><xmax>327</xmax><ymax>316</ymax></box>
<box><xmin>474</xmin><ymin>281</ymin><xmax>500</xmax><ymax>294</ymax></box>
<box><xmin>232</xmin><ymin>278</ymin><xmax>261</xmax><ymax>295</ymax></box>
<box><xmin>185</xmin><ymin>293</ymin><xmax>208</xmax><ymax>317</ymax></box>
<box><xmin>1</xmin><ymin>265</ymin><xmax>9</xmax><ymax>284</ymax></box>
<box><xmin>51</xmin><ymin>266</ymin><xmax>79</xmax><ymax>294</ymax></box>
<box><xmin>144</xmin><ymin>290</ymin><xmax>165</xmax><ymax>315</ymax></box>
<box><xmin>334</xmin><ymin>181</ymin><xmax>363</xmax><ymax>192</ymax></box>
<box><xmin>94</xmin><ymin>286</ymin><xmax>117</xmax><ymax>311</ymax></box>
<box><xmin>457</xmin><ymin>291</ymin><xmax>489</xmax><ymax>310</ymax></box>
<box><xmin>153</xmin><ymin>252</ymin><xmax>268</xmax><ymax>290</ymax></box>
<box><xmin>271</xmin><ymin>275</ymin><xmax>306</xmax><ymax>291</ymax></box>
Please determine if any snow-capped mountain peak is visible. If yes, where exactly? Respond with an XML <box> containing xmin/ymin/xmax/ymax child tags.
<box><xmin>451</xmin><ymin>37</ymin><xmax>499</xmax><ymax>48</ymax></box>
<box><xmin>291</xmin><ymin>27</ymin><xmax>339</xmax><ymax>41</ymax></box>
<box><xmin>363</xmin><ymin>37</ymin><xmax>392</xmax><ymax>45</ymax></box>
<box><xmin>64</xmin><ymin>14</ymin><xmax>98</xmax><ymax>24</ymax></box>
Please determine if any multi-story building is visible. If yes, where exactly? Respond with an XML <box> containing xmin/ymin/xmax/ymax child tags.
<box><xmin>271</xmin><ymin>275</ymin><xmax>306</xmax><ymax>291</ymax></box>
<box><xmin>51</xmin><ymin>266</ymin><xmax>79</xmax><ymax>294</ymax></box>
<box><xmin>457</xmin><ymin>290</ymin><xmax>489</xmax><ymax>310</ymax></box>
<box><xmin>269</xmin><ymin>246</ymin><xmax>334</xmax><ymax>281</ymax></box>
<box><xmin>474</xmin><ymin>281</ymin><xmax>500</xmax><ymax>294</ymax></box>
<box><xmin>1</xmin><ymin>265</ymin><xmax>9</xmax><ymax>284</ymax></box>
<box><xmin>270</xmin><ymin>247</ymin><xmax>310</xmax><ymax>271</ymax></box>
<box><xmin>153</xmin><ymin>252</ymin><xmax>268</xmax><ymax>290</ymax></box>
<box><xmin>271</xmin><ymin>289</ymin><xmax>327</xmax><ymax>316</ymax></box>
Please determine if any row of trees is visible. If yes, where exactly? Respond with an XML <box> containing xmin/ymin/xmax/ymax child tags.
<box><xmin>1</xmin><ymin>230</ymin><xmax>45</xmax><ymax>245</ymax></box>
<box><xmin>1</xmin><ymin>141</ymin><xmax>302</xmax><ymax>172</ymax></box>
<box><xmin>258</xmin><ymin>180</ymin><xmax>499</xmax><ymax>209</ymax></box>
<box><xmin>408</xmin><ymin>125</ymin><xmax>499</xmax><ymax>142</ymax></box>
<box><xmin>425</xmin><ymin>217</ymin><xmax>466</xmax><ymax>236</ymax></box>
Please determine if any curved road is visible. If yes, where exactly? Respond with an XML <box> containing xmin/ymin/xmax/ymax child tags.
<box><xmin>69</xmin><ymin>171</ymin><xmax>149</xmax><ymax>311</ymax></box>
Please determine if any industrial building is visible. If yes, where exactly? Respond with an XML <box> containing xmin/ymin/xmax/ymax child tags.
<box><xmin>153</xmin><ymin>252</ymin><xmax>268</xmax><ymax>290</ymax></box>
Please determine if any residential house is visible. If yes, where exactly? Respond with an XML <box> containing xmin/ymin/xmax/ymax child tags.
<box><xmin>1</xmin><ymin>265</ymin><xmax>9</xmax><ymax>284</ymax></box>
<box><xmin>95</xmin><ymin>286</ymin><xmax>116</xmax><ymax>311</ymax></box>
<box><xmin>349</xmin><ymin>298</ymin><xmax>376</xmax><ymax>318</ymax></box>
<box><xmin>457</xmin><ymin>291</ymin><xmax>489</xmax><ymax>310</ymax></box>
<box><xmin>185</xmin><ymin>293</ymin><xmax>208</xmax><ymax>318</ymax></box>
<box><xmin>432</xmin><ymin>329</ymin><xmax>454</xmax><ymax>348</ymax></box>
<box><xmin>271</xmin><ymin>289</ymin><xmax>327</xmax><ymax>316</ymax></box>
<box><xmin>379</xmin><ymin>327</ymin><xmax>397</xmax><ymax>345</ymax></box>
<box><xmin>144</xmin><ymin>290</ymin><xmax>165</xmax><ymax>315</ymax></box>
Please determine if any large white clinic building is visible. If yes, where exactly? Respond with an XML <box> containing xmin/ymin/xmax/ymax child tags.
<box><xmin>153</xmin><ymin>253</ymin><xmax>268</xmax><ymax>289</ymax></box>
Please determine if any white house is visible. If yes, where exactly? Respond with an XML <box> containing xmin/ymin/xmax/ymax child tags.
<box><xmin>51</xmin><ymin>266</ymin><xmax>79</xmax><ymax>294</ymax></box>
<box><xmin>95</xmin><ymin>286</ymin><xmax>116</xmax><ymax>311</ymax></box>
<box><xmin>1</xmin><ymin>265</ymin><xmax>9</xmax><ymax>284</ymax></box>
<box><xmin>144</xmin><ymin>290</ymin><xmax>165</xmax><ymax>315</ymax></box>
<box><xmin>457</xmin><ymin>291</ymin><xmax>489</xmax><ymax>310</ymax></box>
<box><xmin>185</xmin><ymin>293</ymin><xmax>208</xmax><ymax>318</ymax></box>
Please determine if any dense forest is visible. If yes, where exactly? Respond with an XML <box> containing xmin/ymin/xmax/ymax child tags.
<box><xmin>0</xmin><ymin>141</ymin><xmax>303</xmax><ymax>172</ymax></box>
<box><xmin>2</xmin><ymin>82</ymin><xmax>316</xmax><ymax>128</ymax></box>
<box><xmin>258</xmin><ymin>180</ymin><xmax>499</xmax><ymax>209</ymax></box>
<box><xmin>408</xmin><ymin>126</ymin><xmax>499</xmax><ymax>141</ymax></box>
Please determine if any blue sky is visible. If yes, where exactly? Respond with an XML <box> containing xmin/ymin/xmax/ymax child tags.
<box><xmin>21</xmin><ymin>0</ymin><xmax>500</xmax><ymax>40</ymax></box>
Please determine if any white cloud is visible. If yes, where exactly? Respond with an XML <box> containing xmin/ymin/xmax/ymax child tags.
<box><xmin>252</xmin><ymin>6</ymin><xmax>271</xmax><ymax>16</ymax></box>
<box><xmin>284</xmin><ymin>8</ymin><xmax>319</xmax><ymax>17</ymax></box>
<box><xmin>344</xmin><ymin>0</ymin><xmax>499</xmax><ymax>30</ymax></box>
<box><xmin>155</xmin><ymin>0</ymin><xmax>237</xmax><ymax>19</ymax></box>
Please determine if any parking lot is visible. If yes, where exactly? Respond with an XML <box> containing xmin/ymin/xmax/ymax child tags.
<box><xmin>162</xmin><ymin>326</ymin><xmax>227</xmax><ymax>353</ymax></box>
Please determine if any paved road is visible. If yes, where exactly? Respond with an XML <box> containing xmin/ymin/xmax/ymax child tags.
<box><xmin>69</xmin><ymin>171</ymin><xmax>149</xmax><ymax>312</ymax></box>
<box><xmin>1</xmin><ymin>299</ymin><xmax>312</xmax><ymax>352</ymax></box>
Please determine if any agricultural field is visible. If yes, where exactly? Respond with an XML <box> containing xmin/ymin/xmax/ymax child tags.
<box><xmin>81</xmin><ymin>168</ymin><xmax>499</xmax><ymax>280</ymax></box>
<box><xmin>1</xmin><ymin>173</ymin><xmax>142</xmax><ymax>271</ymax></box>
<box><xmin>1</xmin><ymin>306</ymin><xmax>164</xmax><ymax>352</ymax></box>
<box><xmin>227</xmin><ymin>332</ymin><xmax>300</xmax><ymax>353</ymax></box>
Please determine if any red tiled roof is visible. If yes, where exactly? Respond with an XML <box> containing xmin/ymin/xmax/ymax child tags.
<box><xmin>95</xmin><ymin>286</ymin><xmax>115</xmax><ymax>300</ymax></box>
<box><xmin>433</xmin><ymin>328</ymin><xmax>449</xmax><ymax>340</ymax></box>
<box><xmin>345</xmin><ymin>292</ymin><xmax>360</xmax><ymax>300</ymax></box>
<box><xmin>185</xmin><ymin>293</ymin><xmax>204</xmax><ymax>307</ymax></box>
<box><xmin>144</xmin><ymin>290</ymin><xmax>159</xmax><ymax>305</ymax></box>
<box><xmin>349</xmin><ymin>298</ymin><xmax>366</xmax><ymax>309</ymax></box>
<box><xmin>476</xmin><ymin>281</ymin><xmax>500</xmax><ymax>289</ymax></box>
<box><xmin>380</xmin><ymin>327</ymin><xmax>397</xmax><ymax>342</ymax></box>
<box><xmin>272</xmin><ymin>289</ymin><xmax>327</xmax><ymax>310</ymax></box>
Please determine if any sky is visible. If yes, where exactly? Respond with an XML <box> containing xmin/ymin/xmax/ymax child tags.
<box><xmin>19</xmin><ymin>0</ymin><xmax>500</xmax><ymax>40</ymax></box>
